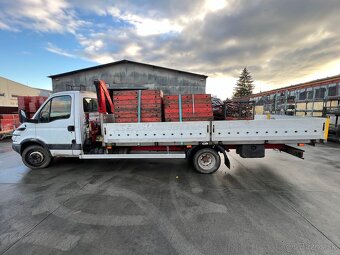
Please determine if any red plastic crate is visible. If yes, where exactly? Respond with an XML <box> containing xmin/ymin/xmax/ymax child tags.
<box><xmin>164</xmin><ymin>94</ymin><xmax>211</xmax><ymax>100</ymax></box>
<box><xmin>0</xmin><ymin>114</ymin><xmax>18</xmax><ymax>119</ymax></box>
<box><xmin>140</xmin><ymin>104</ymin><xmax>162</xmax><ymax>110</ymax></box>
<box><xmin>163</xmin><ymin>94</ymin><xmax>213</xmax><ymax>122</ymax></box>
<box><xmin>114</xmin><ymin>98</ymin><xmax>162</xmax><ymax>106</ymax></box>
<box><xmin>114</xmin><ymin>105</ymin><xmax>138</xmax><ymax>110</ymax></box>
<box><xmin>164</xmin><ymin>112</ymin><xmax>213</xmax><ymax>118</ymax></box>
<box><xmin>115</xmin><ymin>112</ymin><xmax>162</xmax><ymax>118</ymax></box>
<box><xmin>164</xmin><ymin>103</ymin><xmax>211</xmax><ymax>109</ymax></box>
<box><xmin>115</xmin><ymin>117</ymin><xmax>162</xmax><ymax>123</ymax></box>
<box><xmin>28</xmin><ymin>103</ymin><xmax>37</xmax><ymax>112</ymax></box>
<box><xmin>17</xmin><ymin>96</ymin><xmax>47</xmax><ymax>114</ymax></box>
<box><xmin>0</xmin><ymin>119</ymin><xmax>15</xmax><ymax>131</ymax></box>
<box><xmin>164</xmin><ymin>107</ymin><xmax>212</xmax><ymax>114</ymax></box>
<box><xmin>115</xmin><ymin>109</ymin><xmax>161</xmax><ymax>114</ymax></box>
<box><xmin>165</xmin><ymin>117</ymin><xmax>213</xmax><ymax>122</ymax></box>
<box><xmin>113</xmin><ymin>95</ymin><xmax>161</xmax><ymax>101</ymax></box>
<box><xmin>115</xmin><ymin>104</ymin><xmax>161</xmax><ymax>111</ymax></box>
<box><xmin>112</xmin><ymin>90</ymin><xmax>163</xmax><ymax>123</ymax></box>
<box><xmin>113</xmin><ymin>90</ymin><xmax>163</xmax><ymax>96</ymax></box>
<box><xmin>164</xmin><ymin>98</ymin><xmax>211</xmax><ymax>104</ymax></box>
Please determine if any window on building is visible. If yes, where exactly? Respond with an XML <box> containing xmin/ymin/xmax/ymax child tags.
<box><xmin>286</xmin><ymin>90</ymin><xmax>294</xmax><ymax>99</ymax></box>
<box><xmin>299</xmin><ymin>90</ymin><xmax>306</xmax><ymax>100</ymax></box>
<box><xmin>315</xmin><ymin>87</ymin><xmax>326</xmax><ymax>99</ymax></box>
<box><xmin>314</xmin><ymin>88</ymin><xmax>320</xmax><ymax>99</ymax></box>
<box><xmin>12</xmin><ymin>94</ymin><xmax>19</xmax><ymax>98</ymax></box>
<box><xmin>307</xmin><ymin>90</ymin><xmax>314</xmax><ymax>100</ymax></box>
<box><xmin>328</xmin><ymin>85</ymin><xmax>337</xmax><ymax>97</ymax></box>
<box><xmin>0</xmin><ymin>93</ymin><xmax>5</xmax><ymax>97</ymax></box>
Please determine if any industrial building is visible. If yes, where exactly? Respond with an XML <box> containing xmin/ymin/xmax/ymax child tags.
<box><xmin>49</xmin><ymin>59</ymin><xmax>208</xmax><ymax>95</ymax></box>
<box><xmin>247</xmin><ymin>74</ymin><xmax>340</xmax><ymax>117</ymax></box>
<box><xmin>246</xmin><ymin>74</ymin><xmax>340</xmax><ymax>142</ymax></box>
<box><xmin>0</xmin><ymin>76</ymin><xmax>50</xmax><ymax>110</ymax></box>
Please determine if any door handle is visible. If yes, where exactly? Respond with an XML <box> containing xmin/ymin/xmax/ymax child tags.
<box><xmin>67</xmin><ymin>125</ymin><xmax>75</xmax><ymax>132</ymax></box>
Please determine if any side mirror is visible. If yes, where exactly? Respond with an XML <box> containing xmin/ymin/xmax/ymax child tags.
<box><xmin>19</xmin><ymin>109</ymin><xmax>27</xmax><ymax>123</ymax></box>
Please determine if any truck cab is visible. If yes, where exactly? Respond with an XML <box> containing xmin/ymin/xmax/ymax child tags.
<box><xmin>12</xmin><ymin>91</ymin><xmax>97</xmax><ymax>168</ymax></box>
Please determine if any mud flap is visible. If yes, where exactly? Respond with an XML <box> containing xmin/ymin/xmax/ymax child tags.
<box><xmin>216</xmin><ymin>145</ymin><xmax>230</xmax><ymax>169</ymax></box>
<box><xmin>280</xmin><ymin>145</ymin><xmax>304</xmax><ymax>159</ymax></box>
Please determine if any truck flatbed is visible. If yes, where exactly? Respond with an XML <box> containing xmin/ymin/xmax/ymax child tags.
<box><xmin>102</xmin><ymin>117</ymin><xmax>327</xmax><ymax>146</ymax></box>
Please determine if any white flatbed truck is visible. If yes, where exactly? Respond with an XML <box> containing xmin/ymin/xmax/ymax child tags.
<box><xmin>12</xmin><ymin>91</ymin><xmax>330</xmax><ymax>173</ymax></box>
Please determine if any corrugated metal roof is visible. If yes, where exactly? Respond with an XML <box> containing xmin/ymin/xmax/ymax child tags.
<box><xmin>48</xmin><ymin>59</ymin><xmax>208</xmax><ymax>78</ymax></box>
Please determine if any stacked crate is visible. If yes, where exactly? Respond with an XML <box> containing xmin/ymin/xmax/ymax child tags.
<box><xmin>163</xmin><ymin>94</ymin><xmax>213</xmax><ymax>122</ymax></box>
<box><xmin>223</xmin><ymin>100</ymin><xmax>255</xmax><ymax>120</ymax></box>
<box><xmin>112</xmin><ymin>90</ymin><xmax>163</xmax><ymax>123</ymax></box>
<box><xmin>17</xmin><ymin>96</ymin><xmax>47</xmax><ymax>119</ymax></box>
<box><xmin>0</xmin><ymin>114</ymin><xmax>19</xmax><ymax>131</ymax></box>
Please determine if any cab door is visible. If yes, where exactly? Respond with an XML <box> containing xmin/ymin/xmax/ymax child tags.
<box><xmin>35</xmin><ymin>95</ymin><xmax>76</xmax><ymax>156</ymax></box>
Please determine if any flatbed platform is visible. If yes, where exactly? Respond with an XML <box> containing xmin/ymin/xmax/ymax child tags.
<box><xmin>102</xmin><ymin>117</ymin><xmax>327</xmax><ymax>146</ymax></box>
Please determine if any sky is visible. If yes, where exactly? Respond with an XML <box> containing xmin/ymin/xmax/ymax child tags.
<box><xmin>0</xmin><ymin>0</ymin><xmax>340</xmax><ymax>99</ymax></box>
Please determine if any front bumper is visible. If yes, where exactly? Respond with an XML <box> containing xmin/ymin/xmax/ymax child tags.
<box><xmin>12</xmin><ymin>143</ymin><xmax>21</xmax><ymax>154</ymax></box>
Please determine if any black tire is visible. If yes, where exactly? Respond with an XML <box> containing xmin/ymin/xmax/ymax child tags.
<box><xmin>22</xmin><ymin>145</ymin><xmax>52</xmax><ymax>169</ymax></box>
<box><xmin>193</xmin><ymin>148</ymin><xmax>221</xmax><ymax>174</ymax></box>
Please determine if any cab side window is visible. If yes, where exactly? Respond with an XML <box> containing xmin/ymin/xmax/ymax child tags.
<box><xmin>39</xmin><ymin>96</ymin><xmax>71</xmax><ymax>122</ymax></box>
<box><xmin>83</xmin><ymin>98</ymin><xmax>98</xmax><ymax>112</ymax></box>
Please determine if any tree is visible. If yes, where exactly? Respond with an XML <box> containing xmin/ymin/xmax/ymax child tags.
<box><xmin>233</xmin><ymin>67</ymin><xmax>254</xmax><ymax>98</ymax></box>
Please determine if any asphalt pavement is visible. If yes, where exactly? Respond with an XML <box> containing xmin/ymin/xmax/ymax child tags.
<box><xmin>0</xmin><ymin>140</ymin><xmax>339</xmax><ymax>255</ymax></box>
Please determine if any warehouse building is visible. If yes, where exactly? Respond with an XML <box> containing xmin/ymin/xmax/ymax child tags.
<box><xmin>247</xmin><ymin>74</ymin><xmax>340</xmax><ymax>117</ymax></box>
<box><xmin>49</xmin><ymin>60</ymin><xmax>207</xmax><ymax>95</ymax></box>
<box><xmin>0</xmin><ymin>76</ymin><xmax>50</xmax><ymax>110</ymax></box>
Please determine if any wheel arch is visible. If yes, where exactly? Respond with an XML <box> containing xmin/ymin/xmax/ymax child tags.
<box><xmin>20</xmin><ymin>139</ymin><xmax>50</xmax><ymax>155</ymax></box>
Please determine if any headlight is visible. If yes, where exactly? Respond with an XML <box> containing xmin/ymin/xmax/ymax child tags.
<box><xmin>12</xmin><ymin>135</ymin><xmax>17</xmax><ymax>142</ymax></box>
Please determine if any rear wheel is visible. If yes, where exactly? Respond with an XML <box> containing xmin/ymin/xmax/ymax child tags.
<box><xmin>22</xmin><ymin>145</ymin><xmax>52</xmax><ymax>169</ymax></box>
<box><xmin>193</xmin><ymin>148</ymin><xmax>221</xmax><ymax>174</ymax></box>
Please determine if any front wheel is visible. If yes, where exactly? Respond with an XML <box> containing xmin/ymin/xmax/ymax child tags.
<box><xmin>22</xmin><ymin>145</ymin><xmax>52</xmax><ymax>169</ymax></box>
<box><xmin>193</xmin><ymin>148</ymin><xmax>221</xmax><ymax>174</ymax></box>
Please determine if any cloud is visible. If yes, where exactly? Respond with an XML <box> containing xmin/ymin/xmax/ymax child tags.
<box><xmin>1</xmin><ymin>0</ymin><xmax>340</xmax><ymax>98</ymax></box>
<box><xmin>141</xmin><ymin>0</ymin><xmax>340</xmax><ymax>94</ymax></box>
<box><xmin>107</xmin><ymin>7</ymin><xmax>183</xmax><ymax>36</ymax></box>
<box><xmin>0</xmin><ymin>0</ymin><xmax>88</xmax><ymax>34</ymax></box>
<box><xmin>0</xmin><ymin>20</ymin><xmax>19</xmax><ymax>32</ymax></box>
<box><xmin>46</xmin><ymin>43</ymin><xmax>76</xmax><ymax>58</ymax></box>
